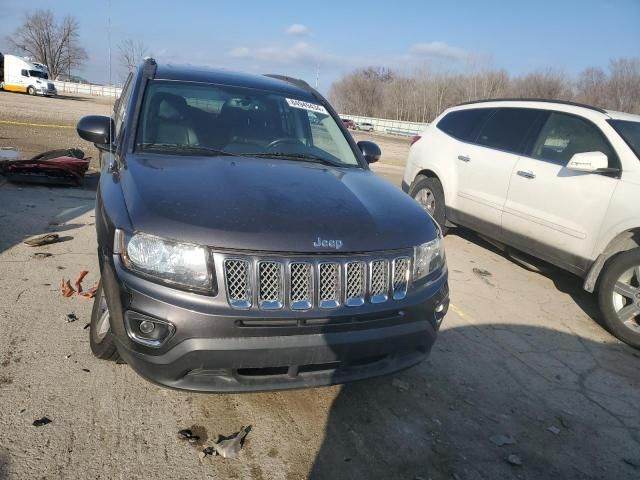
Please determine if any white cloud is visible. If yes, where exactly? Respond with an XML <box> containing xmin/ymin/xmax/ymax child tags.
<box><xmin>286</xmin><ymin>23</ymin><xmax>309</xmax><ymax>36</ymax></box>
<box><xmin>227</xmin><ymin>42</ymin><xmax>339</xmax><ymax>67</ymax></box>
<box><xmin>409</xmin><ymin>41</ymin><xmax>469</xmax><ymax>61</ymax></box>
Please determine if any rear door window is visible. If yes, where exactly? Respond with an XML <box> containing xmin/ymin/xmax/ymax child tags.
<box><xmin>476</xmin><ymin>108</ymin><xmax>542</xmax><ymax>154</ymax></box>
<box><xmin>437</xmin><ymin>108</ymin><xmax>493</xmax><ymax>142</ymax></box>
<box><xmin>530</xmin><ymin>112</ymin><xmax>616</xmax><ymax>166</ymax></box>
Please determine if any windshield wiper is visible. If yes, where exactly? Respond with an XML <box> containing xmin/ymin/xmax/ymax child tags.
<box><xmin>138</xmin><ymin>143</ymin><xmax>239</xmax><ymax>157</ymax></box>
<box><xmin>245</xmin><ymin>152</ymin><xmax>354</xmax><ymax>168</ymax></box>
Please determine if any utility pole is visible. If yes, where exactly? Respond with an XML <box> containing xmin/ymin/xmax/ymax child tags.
<box><xmin>315</xmin><ymin>64</ymin><xmax>319</xmax><ymax>89</ymax></box>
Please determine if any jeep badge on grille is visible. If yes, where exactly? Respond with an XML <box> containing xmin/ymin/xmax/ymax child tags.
<box><xmin>313</xmin><ymin>237</ymin><xmax>343</xmax><ymax>249</ymax></box>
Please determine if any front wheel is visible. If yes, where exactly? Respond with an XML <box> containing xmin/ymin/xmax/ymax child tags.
<box><xmin>409</xmin><ymin>176</ymin><xmax>447</xmax><ymax>234</ymax></box>
<box><xmin>27</xmin><ymin>86</ymin><xmax>36</xmax><ymax>96</ymax></box>
<box><xmin>89</xmin><ymin>282</ymin><xmax>120</xmax><ymax>360</ymax></box>
<box><xmin>598</xmin><ymin>248</ymin><xmax>640</xmax><ymax>349</ymax></box>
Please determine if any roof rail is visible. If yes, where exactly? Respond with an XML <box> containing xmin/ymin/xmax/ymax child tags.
<box><xmin>263</xmin><ymin>74</ymin><xmax>313</xmax><ymax>91</ymax></box>
<box><xmin>455</xmin><ymin>98</ymin><xmax>608</xmax><ymax>114</ymax></box>
<box><xmin>142</xmin><ymin>57</ymin><xmax>157</xmax><ymax>79</ymax></box>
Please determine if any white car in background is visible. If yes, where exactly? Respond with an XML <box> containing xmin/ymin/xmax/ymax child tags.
<box><xmin>402</xmin><ymin>99</ymin><xmax>640</xmax><ymax>348</ymax></box>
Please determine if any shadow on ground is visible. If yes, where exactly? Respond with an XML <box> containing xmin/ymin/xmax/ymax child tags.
<box><xmin>0</xmin><ymin>172</ymin><xmax>98</xmax><ymax>255</ymax></box>
<box><xmin>309</xmin><ymin>323</ymin><xmax>640</xmax><ymax>480</ymax></box>
<box><xmin>451</xmin><ymin>227</ymin><xmax>606</xmax><ymax>329</ymax></box>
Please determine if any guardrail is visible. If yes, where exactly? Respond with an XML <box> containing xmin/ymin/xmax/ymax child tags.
<box><xmin>340</xmin><ymin>114</ymin><xmax>428</xmax><ymax>137</ymax></box>
<box><xmin>52</xmin><ymin>81</ymin><xmax>122</xmax><ymax>97</ymax></box>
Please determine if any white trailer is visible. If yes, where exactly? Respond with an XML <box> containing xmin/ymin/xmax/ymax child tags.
<box><xmin>0</xmin><ymin>53</ymin><xmax>57</xmax><ymax>96</ymax></box>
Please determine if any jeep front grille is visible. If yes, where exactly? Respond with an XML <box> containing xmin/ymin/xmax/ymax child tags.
<box><xmin>345</xmin><ymin>261</ymin><xmax>366</xmax><ymax>306</ymax></box>
<box><xmin>221</xmin><ymin>251</ymin><xmax>412</xmax><ymax>311</ymax></box>
<box><xmin>224</xmin><ymin>259</ymin><xmax>251</xmax><ymax>309</ymax></box>
<box><xmin>392</xmin><ymin>257</ymin><xmax>410</xmax><ymax>300</ymax></box>
<box><xmin>319</xmin><ymin>263</ymin><xmax>340</xmax><ymax>308</ymax></box>
<box><xmin>290</xmin><ymin>262</ymin><xmax>312</xmax><ymax>310</ymax></box>
<box><xmin>258</xmin><ymin>261</ymin><xmax>283</xmax><ymax>309</ymax></box>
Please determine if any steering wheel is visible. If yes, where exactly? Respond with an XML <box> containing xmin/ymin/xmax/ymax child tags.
<box><xmin>266</xmin><ymin>137</ymin><xmax>304</xmax><ymax>151</ymax></box>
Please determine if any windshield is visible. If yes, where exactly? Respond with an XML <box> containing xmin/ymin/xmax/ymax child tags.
<box><xmin>609</xmin><ymin>119</ymin><xmax>640</xmax><ymax>161</ymax></box>
<box><xmin>29</xmin><ymin>70</ymin><xmax>48</xmax><ymax>79</ymax></box>
<box><xmin>135</xmin><ymin>80</ymin><xmax>360</xmax><ymax>167</ymax></box>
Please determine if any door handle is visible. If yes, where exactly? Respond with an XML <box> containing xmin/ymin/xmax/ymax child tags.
<box><xmin>457</xmin><ymin>155</ymin><xmax>471</xmax><ymax>162</ymax></box>
<box><xmin>517</xmin><ymin>170</ymin><xmax>536</xmax><ymax>179</ymax></box>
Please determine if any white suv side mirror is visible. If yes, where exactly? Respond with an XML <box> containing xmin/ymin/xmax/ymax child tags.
<box><xmin>566</xmin><ymin>151</ymin><xmax>609</xmax><ymax>173</ymax></box>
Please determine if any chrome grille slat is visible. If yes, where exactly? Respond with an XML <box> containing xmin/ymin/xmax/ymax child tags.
<box><xmin>370</xmin><ymin>260</ymin><xmax>389</xmax><ymax>303</ymax></box>
<box><xmin>319</xmin><ymin>263</ymin><xmax>340</xmax><ymax>308</ymax></box>
<box><xmin>258</xmin><ymin>261</ymin><xmax>283</xmax><ymax>309</ymax></box>
<box><xmin>224</xmin><ymin>259</ymin><xmax>251</xmax><ymax>309</ymax></box>
<box><xmin>345</xmin><ymin>261</ymin><xmax>365</xmax><ymax>307</ymax></box>
<box><xmin>392</xmin><ymin>257</ymin><xmax>410</xmax><ymax>300</ymax></box>
<box><xmin>290</xmin><ymin>262</ymin><xmax>312</xmax><ymax>310</ymax></box>
<box><xmin>222</xmin><ymin>252</ymin><xmax>411</xmax><ymax>310</ymax></box>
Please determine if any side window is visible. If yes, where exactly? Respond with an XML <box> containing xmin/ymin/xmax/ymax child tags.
<box><xmin>476</xmin><ymin>108</ymin><xmax>541</xmax><ymax>153</ymax></box>
<box><xmin>437</xmin><ymin>108</ymin><xmax>493</xmax><ymax>142</ymax></box>
<box><xmin>113</xmin><ymin>73</ymin><xmax>134</xmax><ymax>141</ymax></box>
<box><xmin>530</xmin><ymin>112</ymin><xmax>616</xmax><ymax>166</ymax></box>
<box><xmin>21</xmin><ymin>69</ymin><xmax>28</xmax><ymax>77</ymax></box>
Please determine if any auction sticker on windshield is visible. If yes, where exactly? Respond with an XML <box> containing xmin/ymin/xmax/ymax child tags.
<box><xmin>286</xmin><ymin>98</ymin><xmax>328</xmax><ymax>115</ymax></box>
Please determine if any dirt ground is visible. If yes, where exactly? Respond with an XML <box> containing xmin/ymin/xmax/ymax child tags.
<box><xmin>0</xmin><ymin>92</ymin><xmax>639</xmax><ymax>480</ymax></box>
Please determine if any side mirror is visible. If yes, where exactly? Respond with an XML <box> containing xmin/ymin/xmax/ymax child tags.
<box><xmin>357</xmin><ymin>140</ymin><xmax>381</xmax><ymax>164</ymax></box>
<box><xmin>566</xmin><ymin>151</ymin><xmax>609</xmax><ymax>173</ymax></box>
<box><xmin>77</xmin><ymin>115</ymin><xmax>114</xmax><ymax>146</ymax></box>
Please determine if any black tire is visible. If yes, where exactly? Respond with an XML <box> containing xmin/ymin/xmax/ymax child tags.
<box><xmin>597</xmin><ymin>248</ymin><xmax>640</xmax><ymax>349</ymax></box>
<box><xmin>409</xmin><ymin>175</ymin><xmax>447</xmax><ymax>234</ymax></box>
<box><xmin>27</xmin><ymin>86</ymin><xmax>35</xmax><ymax>96</ymax></box>
<box><xmin>89</xmin><ymin>282</ymin><xmax>120</xmax><ymax>360</ymax></box>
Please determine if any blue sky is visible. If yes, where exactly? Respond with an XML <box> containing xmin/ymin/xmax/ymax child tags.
<box><xmin>1</xmin><ymin>0</ymin><xmax>638</xmax><ymax>91</ymax></box>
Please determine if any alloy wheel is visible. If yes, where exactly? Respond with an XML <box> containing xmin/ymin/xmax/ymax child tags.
<box><xmin>611</xmin><ymin>265</ymin><xmax>640</xmax><ymax>334</ymax></box>
<box><xmin>416</xmin><ymin>187</ymin><xmax>436</xmax><ymax>214</ymax></box>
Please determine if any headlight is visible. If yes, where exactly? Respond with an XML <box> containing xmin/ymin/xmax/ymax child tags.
<box><xmin>115</xmin><ymin>230</ymin><xmax>211</xmax><ymax>291</ymax></box>
<box><xmin>413</xmin><ymin>233</ymin><xmax>445</xmax><ymax>281</ymax></box>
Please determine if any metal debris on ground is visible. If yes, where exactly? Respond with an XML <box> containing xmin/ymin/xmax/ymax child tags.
<box><xmin>24</xmin><ymin>233</ymin><xmax>60</xmax><ymax>247</ymax></box>
<box><xmin>506</xmin><ymin>454</ymin><xmax>523</xmax><ymax>466</ymax></box>
<box><xmin>489</xmin><ymin>434</ymin><xmax>517</xmax><ymax>446</ymax></box>
<box><xmin>83</xmin><ymin>323</ymin><xmax>90</xmax><ymax>330</ymax></box>
<box><xmin>66</xmin><ymin>313</ymin><xmax>78</xmax><ymax>323</ymax></box>
<box><xmin>0</xmin><ymin>148</ymin><xmax>89</xmax><ymax>186</ymax></box>
<box><xmin>31</xmin><ymin>252</ymin><xmax>52</xmax><ymax>259</ymax></box>
<box><xmin>547</xmin><ymin>426</ymin><xmax>561</xmax><ymax>435</ymax></box>
<box><xmin>214</xmin><ymin>425</ymin><xmax>251</xmax><ymax>458</ymax></box>
<box><xmin>32</xmin><ymin>417</ymin><xmax>52</xmax><ymax>427</ymax></box>
<box><xmin>178</xmin><ymin>429</ymin><xmax>200</xmax><ymax>444</ymax></box>
<box><xmin>198</xmin><ymin>425</ymin><xmax>252</xmax><ymax>462</ymax></box>
<box><xmin>392</xmin><ymin>378</ymin><xmax>411</xmax><ymax>391</ymax></box>
<box><xmin>81</xmin><ymin>368</ymin><xmax>90</xmax><ymax>373</ymax></box>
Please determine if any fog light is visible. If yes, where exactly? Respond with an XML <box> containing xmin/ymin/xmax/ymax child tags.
<box><xmin>435</xmin><ymin>303</ymin><xmax>445</xmax><ymax>313</ymax></box>
<box><xmin>124</xmin><ymin>311</ymin><xmax>175</xmax><ymax>348</ymax></box>
<box><xmin>139</xmin><ymin>320</ymin><xmax>155</xmax><ymax>334</ymax></box>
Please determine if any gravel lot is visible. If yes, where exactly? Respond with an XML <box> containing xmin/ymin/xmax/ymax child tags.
<box><xmin>0</xmin><ymin>92</ymin><xmax>639</xmax><ymax>480</ymax></box>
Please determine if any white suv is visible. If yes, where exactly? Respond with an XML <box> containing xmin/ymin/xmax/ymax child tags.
<box><xmin>402</xmin><ymin>99</ymin><xmax>640</xmax><ymax>348</ymax></box>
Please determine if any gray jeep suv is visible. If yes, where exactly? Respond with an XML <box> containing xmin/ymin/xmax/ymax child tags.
<box><xmin>76</xmin><ymin>59</ymin><xmax>449</xmax><ymax>392</ymax></box>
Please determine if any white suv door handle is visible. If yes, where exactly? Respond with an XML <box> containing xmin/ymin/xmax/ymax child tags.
<box><xmin>517</xmin><ymin>170</ymin><xmax>536</xmax><ymax>179</ymax></box>
<box><xmin>457</xmin><ymin>155</ymin><xmax>471</xmax><ymax>162</ymax></box>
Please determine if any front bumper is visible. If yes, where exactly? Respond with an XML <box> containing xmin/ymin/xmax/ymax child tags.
<box><xmin>101</xmin><ymin>257</ymin><xmax>449</xmax><ymax>392</ymax></box>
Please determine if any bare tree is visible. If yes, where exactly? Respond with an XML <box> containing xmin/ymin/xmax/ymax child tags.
<box><xmin>576</xmin><ymin>67</ymin><xmax>608</xmax><ymax>108</ymax></box>
<box><xmin>7</xmin><ymin>9</ymin><xmax>87</xmax><ymax>80</ymax></box>
<box><xmin>118</xmin><ymin>39</ymin><xmax>149</xmax><ymax>76</ymax></box>
<box><xmin>508</xmin><ymin>69</ymin><xmax>571</xmax><ymax>99</ymax></box>
<box><xmin>330</xmin><ymin>57</ymin><xmax>640</xmax><ymax>122</ymax></box>
<box><xmin>607</xmin><ymin>57</ymin><xmax>640</xmax><ymax>112</ymax></box>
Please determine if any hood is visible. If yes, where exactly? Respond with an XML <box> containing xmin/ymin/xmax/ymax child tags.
<box><xmin>120</xmin><ymin>154</ymin><xmax>437</xmax><ymax>253</ymax></box>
